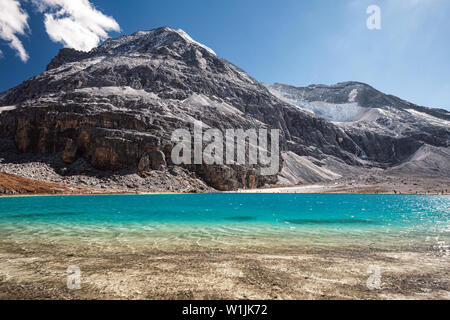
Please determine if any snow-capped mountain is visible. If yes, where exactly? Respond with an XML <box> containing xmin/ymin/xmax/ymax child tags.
<box><xmin>0</xmin><ymin>27</ymin><xmax>449</xmax><ymax>192</ymax></box>
<box><xmin>267</xmin><ymin>82</ymin><xmax>449</xmax><ymax>123</ymax></box>
<box><xmin>267</xmin><ymin>82</ymin><xmax>449</xmax><ymax>146</ymax></box>
<box><xmin>266</xmin><ymin>82</ymin><xmax>368</xmax><ymax>122</ymax></box>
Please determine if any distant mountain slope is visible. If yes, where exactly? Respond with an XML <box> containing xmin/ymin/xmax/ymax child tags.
<box><xmin>267</xmin><ymin>82</ymin><xmax>449</xmax><ymax>165</ymax></box>
<box><xmin>267</xmin><ymin>82</ymin><xmax>450</xmax><ymax>121</ymax></box>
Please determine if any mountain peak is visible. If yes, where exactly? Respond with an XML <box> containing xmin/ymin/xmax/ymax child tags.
<box><xmin>46</xmin><ymin>27</ymin><xmax>216</xmax><ymax>71</ymax></box>
<box><xmin>98</xmin><ymin>26</ymin><xmax>216</xmax><ymax>55</ymax></box>
<box><xmin>1</xmin><ymin>26</ymin><xmax>449</xmax><ymax>193</ymax></box>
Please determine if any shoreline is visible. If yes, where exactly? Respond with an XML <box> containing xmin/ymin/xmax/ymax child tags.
<box><xmin>1</xmin><ymin>190</ymin><xmax>449</xmax><ymax>198</ymax></box>
<box><xmin>1</xmin><ymin>188</ymin><xmax>449</xmax><ymax>198</ymax></box>
<box><xmin>0</xmin><ymin>191</ymin><xmax>179</xmax><ymax>198</ymax></box>
<box><xmin>1</xmin><ymin>171</ymin><xmax>449</xmax><ymax>197</ymax></box>
<box><xmin>1</xmin><ymin>237</ymin><xmax>448</xmax><ymax>300</ymax></box>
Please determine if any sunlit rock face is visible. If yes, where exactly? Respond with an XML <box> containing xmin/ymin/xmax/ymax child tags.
<box><xmin>0</xmin><ymin>27</ymin><xmax>449</xmax><ymax>191</ymax></box>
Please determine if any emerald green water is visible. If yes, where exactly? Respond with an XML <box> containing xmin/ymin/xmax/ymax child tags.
<box><xmin>0</xmin><ymin>194</ymin><xmax>449</xmax><ymax>251</ymax></box>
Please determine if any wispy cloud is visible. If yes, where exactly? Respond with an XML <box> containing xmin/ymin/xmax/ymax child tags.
<box><xmin>0</xmin><ymin>0</ymin><xmax>30</xmax><ymax>62</ymax></box>
<box><xmin>0</xmin><ymin>0</ymin><xmax>120</xmax><ymax>62</ymax></box>
<box><xmin>32</xmin><ymin>0</ymin><xmax>120</xmax><ymax>52</ymax></box>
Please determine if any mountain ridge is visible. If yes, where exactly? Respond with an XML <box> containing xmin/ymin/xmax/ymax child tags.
<box><xmin>0</xmin><ymin>27</ymin><xmax>448</xmax><ymax>193</ymax></box>
<box><xmin>268</xmin><ymin>82</ymin><xmax>449</xmax><ymax>119</ymax></box>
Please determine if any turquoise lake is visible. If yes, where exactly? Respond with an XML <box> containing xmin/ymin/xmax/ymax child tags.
<box><xmin>0</xmin><ymin>194</ymin><xmax>449</xmax><ymax>251</ymax></box>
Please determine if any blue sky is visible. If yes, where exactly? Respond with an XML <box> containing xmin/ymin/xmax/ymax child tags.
<box><xmin>0</xmin><ymin>0</ymin><xmax>449</xmax><ymax>110</ymax></box>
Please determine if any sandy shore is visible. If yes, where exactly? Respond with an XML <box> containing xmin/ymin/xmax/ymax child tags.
<box><xmin>1</xmin><ymin>171</ymin><xmax>449</xmax><ymax>197</ymax></box>
<box><xmin>237</xmin><ymin>176</ymin><xmax>450</xmax><ymax>195</ymax></box>
<box><xmin>0</xmin><ymin>238</ymin><xmax>448</xmax><ymax>300</ymax></box>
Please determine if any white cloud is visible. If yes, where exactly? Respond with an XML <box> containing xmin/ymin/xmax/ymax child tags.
<box><xmin>0</xmin><ymin>0</ymin><xmax>30</xmax><ymax>62</ymax></box>
<box><xmin>32</xmin><ymin>0</ymin><xmax>120</xmax><ymax>52</ymax></box>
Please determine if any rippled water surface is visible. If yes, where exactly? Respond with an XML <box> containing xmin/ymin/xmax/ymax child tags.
<box><xmin>0</xmin><ymin>194</ymin><xmax>449</xmax><ymax>251</ymax></box>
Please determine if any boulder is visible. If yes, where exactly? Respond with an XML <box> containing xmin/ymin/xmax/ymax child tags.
<box><xmin>138</xmin><ymin>150</ymin><xmax>166</xmax><ymax>172</ymax></box>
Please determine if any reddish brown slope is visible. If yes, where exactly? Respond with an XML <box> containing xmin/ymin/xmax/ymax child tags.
<box><xmin>0</xmin><ymin>172</ymin><xmax>91</xmax><ymax>195</ymax></box>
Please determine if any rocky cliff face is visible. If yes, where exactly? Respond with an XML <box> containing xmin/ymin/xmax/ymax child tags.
<box><xmin>0</xmin><ymin>27</ymin><xmax>449</xmax><ymax>192</ymax></box>
<box><xmin>267</xmin><ymin>82</ymin><xmax>449</xmax><ymax>165</ymax></box>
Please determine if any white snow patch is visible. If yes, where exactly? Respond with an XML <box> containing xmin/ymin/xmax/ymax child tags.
<box><xmin>267</xmin><ymin>85</ymin><xmax>368</xmax><ymax>122</ymax></box>
<box><xmin>183</xmin><ymin>93</ymin><xmax>210</xmax><ymax>107</ymax></box>
<box><xmin>0</xmin><ymin>106</ymin><xmax>17</xmax><ymax>113</ymax></box>
<box><xmin>93</xmin><ymin>54</ymin><xmax>159</xmax><ymax>71</ymax></box>
<box><xmin>350</xmin><ymin>107</ymin><xmax>390</xmax><ymax>122</ymax></box>
<box><xmin>113</xmin><ymin>28</ymin><xmax>216</xmax><ymax>56</ymax></box>
<box><xmin>74</xmin><ymin>86</ymin><xmax>160</xmax><ymax>100</ymax></box>
<box><xmin>348</xmin><ymin>89</ymin><xmax>358</xmax><ymax>102</ymax></box>
<box><xmin>175</xmin><ymin>29</ymin><xmax>216</xmax><ymax>55</ymax></box>
<box><xmin>46</xmin><ymin>56</ymin><xmax>105</xmax><ymax>82</ymax></box>
<box><xmin>232</xmin><ymin>67</ymin><xmax>256</xmax><ymax>84</ymax></box>
<box><xmin>335</xmin><ymin>107</ymin><xmax>409</xmax><ymax>138</ymax></box>
<box><xmin>305</xmin><ymin>101</ymin><xmax>368</xmax><ymax>122</ymax></box>
<box><xmin>183</xmin><ymin>94</ymin><xmax>243</xmax><ymax>115</ymax></box>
